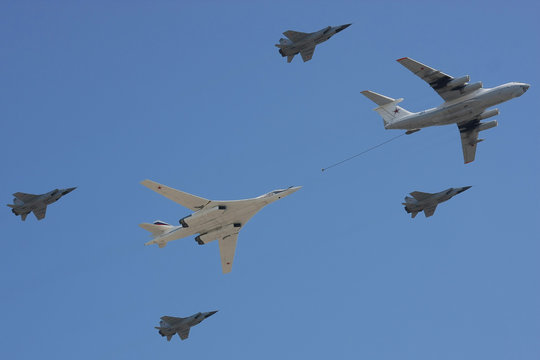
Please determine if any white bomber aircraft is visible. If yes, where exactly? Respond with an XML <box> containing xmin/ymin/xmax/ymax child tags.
<box><xmin>361</xmin><ymin>57</ymin><xmax>530</xmax><ymax>163</ymax></box>
<box><xmin>139</xmin><ymin>180</ymin><xmax>301</xmax><ymax>273</ymax></box>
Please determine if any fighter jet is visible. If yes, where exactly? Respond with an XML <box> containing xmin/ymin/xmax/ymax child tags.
<box><xmin>7</xmin><ymin>187</ymin><xmax>77</xmax><ymax>221</ymax></box>
<box><xmin>275</xmin><ymin>24</ymin><xmax>351</xmax><ymax>63</ymax></box>
<box><xmin>403</xmin><ymin>186</ymin><xmax>471</xmax><ymax>218</ymax></box>
<box><xmin>139</xmin><ymin>180</ymin><xmax>301</xmax><ymax>273</ymax></box>
<box><xmin>155</xmin><ymin>311</ymin><xmax>218</xmax><ymax>342</ymax></box>
<box><xmin>361</xmin><ymin>57</ymin><xmax>530</xmax><ymax>163</ymax></box>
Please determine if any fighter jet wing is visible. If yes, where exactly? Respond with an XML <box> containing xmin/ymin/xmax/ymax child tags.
<box><xmin>178</xmin><ymin>328</ymin><xmax>190</xmax><ymax>340</ymax></box>
<box><xmin>410</xmin><ymin>191</ymin><xmax>432</xmax><ymax>201</ymax></box>
<box><xmin>219</xmin><ymin>232</ymin><xmax>238</xmax><ymax>274</ymax></box>
<box><xmin>300</xmin><ymin>46</ymin><xmax>315</xmax><ymax>62</ymax></box>
<box><xmin>397</xmin><ymin>57</ymin><xmax>463</xmax><ymax>102</ymax></box>
<box><xmin>33</xmin><ymin>206</ymin><xmax>47</xmax><ymax>220</ymax></box>
<box><xmin>141</xmin><ymin>180</ymin><xmax>210</xmax><ymax>211</ymax></box>
<box><xmin>161</xmin><ymin>316</ymin><xmax>184</xmax><ymax>324</ymax></box>
<box><xmin>457</xmin><ymin>121</ymin><xmax>480</xmax><ymax>164</ymax></box>
<box><xmin>283</xmin><ymin>30</ymin><xmax>309</xmax><ymax>42</ymax></box>
<box><xmin>13</xmin><ymin>192</ymin><xmax>38</xmax><ymax>203</ymax></box>
<box><xmin>424</xmin><ymin>205</ymin><xmax>437</xmax><ymax>217</ymax></box>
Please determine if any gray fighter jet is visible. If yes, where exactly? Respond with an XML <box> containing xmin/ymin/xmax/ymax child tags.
<box><xmin>7</xmin><ymin>187</ymin><xmax>77</xmax><ymax>221</ymax></box>
<box><xmin>139</xmin><ymin>180</ymin><xmax>301</xmax><ymax>273</ymax></box>
<box><xmin>275</xmin><ymin>24</ymin><xmax>351</xmax><ymax>63</ymax></box>
<box><xmin>155</xmin><ymin>311</ymin><xmax>218</xmax><ymax>341</ymax></box>
<box><xmin>403</xmin><ymin>186</ymin><xmax>471</xmax><ymax>218</ymax></box>
<box><xmin>362</xmin><ymin>57</ymin><xmax>530</xmax><ymax>163</ymax></box>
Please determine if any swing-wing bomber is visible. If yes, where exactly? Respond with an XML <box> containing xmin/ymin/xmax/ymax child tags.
<box><xmin>139</xmin><ymin>180</ymin><xmax>301</xmax><ymax>273</ymax></box>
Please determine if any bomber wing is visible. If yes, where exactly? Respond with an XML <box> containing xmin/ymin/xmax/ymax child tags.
<box><xmin>178</xmin><ymin>328</ymin><xmax>190</xmax><ymax>340</ymax></box>
<box><xmin>300</xmin><ymin>46</ymin><xmax>316</xmax><ymax>62</ymax></box>
<box><xmin>141</xmin><ymin>180</ymin><xmax>210</xmax><ymax>211</ymax></box>
<box><xmin>219</xmin><ymin>232</ymin><xmax>239</xmax><ymax>274</ymax></box>
<box><xmin>457</xmin><ymin>121</ymin><xmax>481</xmax><ymax>164</ymax></box>
<box><xmin>33</xmin><ymin>206</ymin><xmax>47</xmax><ymax>220</ymax></box>
<box><xmin>13</xmin><ymin>192</ymin><xmax>39</xmax><ymax>203</ymax></box>
<box><xmin>397</xmin><ymin>57</ymin><xmax>475</xmax><ymax>101</ymax></box>
<box><xmin>283</xmin><ymin>30</ymin><xmax>309</xmax><ymax>42</ymax></box>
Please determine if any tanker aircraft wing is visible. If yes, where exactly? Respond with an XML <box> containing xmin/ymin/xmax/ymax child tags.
<box><xmin>458</xmin><ymin>121</ymin><xmax>481</xmax><ymax>164</ymax></box>
<box><xmin>397</xmin><ymin>57</ymin><xmax>473</xmax><ymax>102</ymax></box>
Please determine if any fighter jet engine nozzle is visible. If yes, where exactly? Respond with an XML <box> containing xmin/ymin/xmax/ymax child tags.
<box><xmin>461</xmin><ymin>81</ymin><xmax>483</xmax><ymax>95</ymax></box>
<box><xmin>179</xmin><ymin>205</ymin><xmax>227</xmax><ymax>227</ymax></box>
<box><xmin>477</xmin><ymin>109</ymin><xmax>499</xmax><ymax>121</ymax></box>
<box><xmin>447</xmin><ymin>75</ymin><xmax>470</xmax><ymax>89</ymax></box>
<box><xmin>477</xmin><ymin>120</ymin><xmax>498</xmax><ymax>132</ymax></box>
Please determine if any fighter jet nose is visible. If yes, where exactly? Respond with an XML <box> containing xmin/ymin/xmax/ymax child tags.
<box><xmin>205</xmin><ymin>311</ymin><xmax>218</xmax><ymax>318</ymax></box>
<box><xmin>521</xmin><ymin>83</ymin><xmax>530</xmax><ymax>93</ymax></box>
<box><xmin>63</xmin><ymin>187</ymin><xmax>77</xmax><ymax>195</ymax></box>
<box><xmin>459</xmin><ymin>186</ymin><xmax>472</xmax><ymax>193</ymax></box>
<box><xmin>335</xmin><ymin>24</ymin><xmax>351</xmax><ymax>33</ymax></box>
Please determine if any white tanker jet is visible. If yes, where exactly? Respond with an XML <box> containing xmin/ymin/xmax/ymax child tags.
<box><xmin>139</xmin><ymin>180</ymin><xmax>301</xmax><ymax>273</ymax></box>
<box><xmin>361</xmin><ymin>57</ymin><xmax>530</xmax><ymax>163</ymax></box>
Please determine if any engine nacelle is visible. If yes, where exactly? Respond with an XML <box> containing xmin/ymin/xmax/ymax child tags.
<box><xmin>461</xmin><ymin>81</ymin><xmax>483</xmax><ymax>95</ymax></box>
<box><xmin>195</xmin><ymin>223</ymin><xmax>241</xmax><ymax>245</ymax></box>
<box><xmin>447</xmin><ymin>75</ymin><xmax>470</xmax><ymax>89</ymax></box>
<box><xmin>180</xmin><ymin>205</ymin><xmax>226</xmax><ymax>227</ymax></box>
<box><xmin>477</xmin><ymin>109</ymin><xmax>499</xmax><ymax>121</ymax></box>
<box><xmin>477</xmin><ymin>120</ymin><xmax>498</xmax><ymax>132</ymax></box>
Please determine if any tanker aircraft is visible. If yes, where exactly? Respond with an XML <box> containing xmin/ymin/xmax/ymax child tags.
<box><xmin>139</xmin><ymin>180</ymin><xmax>301</xmax><ymax>273</ymax></box>
<box><xmin>361</xmin><ymin>57</ymin><xmax>529</xmax><ymax>163</ymax></box>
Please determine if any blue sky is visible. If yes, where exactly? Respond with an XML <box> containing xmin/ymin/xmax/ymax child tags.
<box><xmin>1</xmin><ymin>1</ymin><xmax>539</xmax><ymax>359</ymax></box>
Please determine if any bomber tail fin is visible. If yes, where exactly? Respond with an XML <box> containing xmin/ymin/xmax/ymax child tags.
<box><xmin>361</xmin><ymin>90</ymin><xmax>412</xmax><ymax>128</ymax></box>
<box><xmin>139</xmin><ymin>221</ymin><xmax>174</xmax><ymax>238</ymax></box>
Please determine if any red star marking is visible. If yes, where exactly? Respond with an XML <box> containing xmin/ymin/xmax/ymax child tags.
<box><xmin>394</xmin><ymin>108</ymin><xmax>400</xmax><ymax>114</ymax></box>
<box><xmin>158</xmin><ymin>186</ymin><xmax>162</xmax><ymax>189</ymax></box>
<box><xmin>226</xmin><ymin>262</ymin><xmax>230</xmax><ymax>265</ymax></box>
<box><xmin>420</xmin><ymin>67</ymin><xmax>424</xmax><ymax>70</ymax></box>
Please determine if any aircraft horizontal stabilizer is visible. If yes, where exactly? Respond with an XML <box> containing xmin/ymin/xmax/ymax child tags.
<box><xmin>361</xmin><ymin>90</ymin><xmax>396</xmax><ymax>106</ymax></box>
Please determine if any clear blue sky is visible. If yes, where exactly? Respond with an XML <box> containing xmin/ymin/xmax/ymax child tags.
<box><xmin>1</xmin><ymin>1</ymin><xmax>538</xmax><ymax>359</ymax></box>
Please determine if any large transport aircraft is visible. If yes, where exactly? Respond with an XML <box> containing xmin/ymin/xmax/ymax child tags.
<box><xmin>139</xmin><ymin>180</ymin><xmax>301</xmax><ymax>273</ymax></box>
<box><xmin>362</xmin><ymin>57</ymin><xmax>529</xmax><ymax>163</ymax></box>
